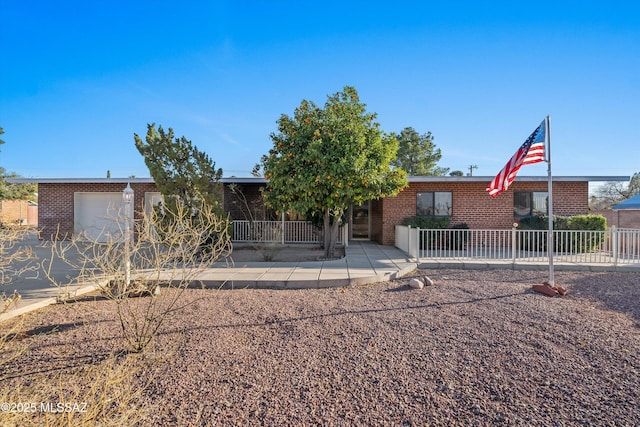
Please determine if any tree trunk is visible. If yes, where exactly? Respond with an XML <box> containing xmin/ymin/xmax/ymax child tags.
<box><xmin>323</xmin><ymin>208</ymin><xmax>342</xmax><ymax>259</ymax></box>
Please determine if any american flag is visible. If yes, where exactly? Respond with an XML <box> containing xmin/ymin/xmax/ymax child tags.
<box><xmin>486</xmin><ymin>120</ymin><xmax>546</xmax><ymax>198</ymax></box>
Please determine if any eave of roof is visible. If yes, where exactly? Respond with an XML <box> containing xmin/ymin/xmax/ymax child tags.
<box><xmin>7</xmin><ymin>175</ymin><xmax>629</xmax><ymax>184</ymax></box>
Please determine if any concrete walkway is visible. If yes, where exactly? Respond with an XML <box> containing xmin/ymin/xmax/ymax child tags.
<box><xmin>0</xmin><ymin>242</ymin><xmax>418</xmax><ymax>323</ymax></box>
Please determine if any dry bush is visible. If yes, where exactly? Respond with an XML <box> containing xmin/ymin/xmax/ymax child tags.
<box><xmin>0</xmin><ymin>352</ymin><xmax>152</xmax><ymax>426</ymax></box>
<box><xmin>44</xmin><ymin>202</ymin><xmax>232</xmax><ymax>353</ymax></box>
<box><xmin>1</xmin><ymin>226</ymin><xmax>38</xmax><ymax>369</ymax></box>
<box><xmin>1</xmin><ymin>226</ymin><xmax>37</xmax><ymax>313</ymax></box>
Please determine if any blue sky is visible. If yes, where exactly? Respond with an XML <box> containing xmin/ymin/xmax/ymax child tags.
<box><xmin>1</xmin><ymin>1</ymin><xmax>638</xmax><ymax>183</ymax></box>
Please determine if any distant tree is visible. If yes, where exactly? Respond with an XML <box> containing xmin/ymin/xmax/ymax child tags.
<box><xmin>392</xmin><ymin>127</ymin><xmax>448</xmax><ymax>176</ymax></box>
<box><xmin>0</xmin><ymin>173</ymin><xmax>37</xmax><ymax>201</ymax></box>
<box><xmin>0</xmin><ymin>128</ymin><xmax>37</xmax><ymax>201</ymax></box>
<box><xmin>262</xmin><ymin>86</ymin><xmax>407</xmax><ymax>258</ymax></box>
<box><xmin>134</xmin><ymin>123</ymin><xmax>223</xmax><ymax>212</ymax></box>
<box><xmin>592</xmin><ymin>172</ymin><xmax>640</xmax><ymax>209</ymax></box>
<box><xmin>449</xmin><ymin>170</ymin><xmax>464</xmax><ymax>177</ymax></box>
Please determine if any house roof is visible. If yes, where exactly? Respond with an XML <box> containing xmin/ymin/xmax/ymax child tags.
<box><xmin>7</xmin><ymin>176</ymin><xmax>629</xmax><ymax>184</ymax></box>
<box><xmin>612</xmin><ymin>194</ymin><xmax>640</xmax><ymax>210</ymax></box>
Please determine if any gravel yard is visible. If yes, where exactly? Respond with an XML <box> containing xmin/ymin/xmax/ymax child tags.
<box><xmin>2</xmin><ymin>269</ymin><xmax>640</xmax><ymax>426</ymax></box>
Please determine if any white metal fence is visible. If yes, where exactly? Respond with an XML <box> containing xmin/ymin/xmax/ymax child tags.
<box><xmin>396</xmin><ymin>226</ymin><xmax>640</xmax><ymax>266</ymax></box>
<box><xmin>232</xmin><ymin>220</ymin><xmax>345</xmax><ymax>244</ymax></box>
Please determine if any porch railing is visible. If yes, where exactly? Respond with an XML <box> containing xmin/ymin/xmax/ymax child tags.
<box><xmin>232</xmin><ymin>220</ymin><xmax>344</xmax><ymax>244</ymax></box>
<box><xmin>396</xmin><ymin>225</ymin><xmax>640</xmax><ymax>266</ymax></box>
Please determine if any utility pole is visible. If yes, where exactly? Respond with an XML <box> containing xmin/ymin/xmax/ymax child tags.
<box><xmin>468</xmin><ymin>165</ymin><xmax>478</xmax><ymax>176</ymax></box>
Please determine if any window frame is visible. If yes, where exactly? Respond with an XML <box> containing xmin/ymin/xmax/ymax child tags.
<box><xmin>514</xmin><ymin>191</ymin><xmax>548</xmax><ymax>218</ymax></box>
<box><xmin>416</xmin><ymin>191</ymin><xmax>452</xmax><ymax>217</ymax></box>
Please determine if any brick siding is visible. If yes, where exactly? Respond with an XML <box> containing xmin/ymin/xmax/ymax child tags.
<box><xmin>38</xmin><ymin>182</ymin><xmax>158</xmax><ymax>240</ymax></box>
<box><xmin>223</xmin><ymin>183</ymin><xmax>269</xmax><ymax>220</ymax></box>
<box><xmin>592</xmin><ymin>209</ymin><xmax>640</xmax><ymax>229</ymax></box>
<box><xmin>0</xmin><ymin>199</ymin><xmax>30</xmax><ymax>225</ymax></box>
<box><xmin>372</xmin><ymin>181</ymin><xmax>589</xmax><ymax>245</ymax></box>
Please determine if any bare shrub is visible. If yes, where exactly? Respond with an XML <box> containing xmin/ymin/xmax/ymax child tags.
<box><xmin>44</xmin><ymin>202</ymin><xmax>232</xmax><ymax>353</ymax></box>
<box><xmin>1</xmin><ymin>225</ymin><xmax>37</xmax><ymax>313</ymax></box>
<box><xmin>1</xmin><ymin>226</ymin><xmax>38</xmax><ymax>367</ymax></box>
<box><xmin>228</xmin><ymin>182</ymin><xmax>283</xmax><ymax>261</ymax></box>
<box><xmin>0</xmin><ymin>352</ymin><xmax>152</xmax><ymax>426</ymax></box>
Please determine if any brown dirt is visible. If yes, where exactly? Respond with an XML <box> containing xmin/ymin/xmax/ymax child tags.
<box><xmin>225</xmin><ymin>243</ymin><xmax>343</xmax><ymax>263</ymax></box>
<box><xmin>2</xmin><ymin>269</ymin><xmax>640</xmax><ymax>426</ymax></box>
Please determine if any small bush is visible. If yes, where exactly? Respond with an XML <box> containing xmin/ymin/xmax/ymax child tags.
<box><xmin>402</xmin><ymin>216</ymin><xmax>450</xmax><ymax>229</ymax></box>
<box><xmin>518</xmin><ymin>214</ymin><xmax>606</xmax><ymax>253</ymax></box>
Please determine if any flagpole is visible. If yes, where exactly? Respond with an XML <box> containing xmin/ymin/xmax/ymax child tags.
<box><xmin>546</xmin><ymin>115</ymin><xmax>554</xmax><ymax>286</ymax></box>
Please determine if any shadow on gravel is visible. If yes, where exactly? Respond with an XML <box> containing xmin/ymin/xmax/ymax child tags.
<box><xmin>564</xmin><ymin>271</ymin><xmax>640</xmax><ymax>327</ymax></box>
<box><xmin>165</xmin><ymin>292</ymin><xmax>522</xmax><ymax>334</ymax></box>
<box><xmin>0</xmin><ymin>350</ymin><xmax>127</xmax><ymax>381</ymax></box>
<box><xmin>6</xmin><ymin>322</ymin><xmax>84</xmax><ymax>341</ymax></box>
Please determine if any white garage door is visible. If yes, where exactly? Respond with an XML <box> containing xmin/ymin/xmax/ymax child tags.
<box><xmin>74</xmin><ymin>192</ymin><xmax>130</xmax><ymax>242</ymax></box>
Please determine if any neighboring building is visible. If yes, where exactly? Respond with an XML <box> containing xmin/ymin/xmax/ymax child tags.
<box><xmin>9</xmin><ymin>176</ymin><xmax>629</xmax><ymax>244</ymax></box>
<box><xmin>594</xmin><ymin>194</ymin><xmax>640</xmax><ymax>229</ymax></box>
<box><xmin>0</xmin><ymin>199</ymin><xmax>37</xmax><ymax>226</ymax></box>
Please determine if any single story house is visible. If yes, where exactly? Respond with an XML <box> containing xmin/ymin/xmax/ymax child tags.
<box><xmin>10</xmin><ymin>176</ymin><xmax>629</xmax><ymax>245</ymax></box>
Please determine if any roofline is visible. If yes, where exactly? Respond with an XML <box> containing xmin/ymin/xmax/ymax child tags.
<box><xmin>407</xmin><ymin>175</ymin><xmax>630</xmax><ymax>183</ymax></box>
<box><xmin>6</xmin><ymin>177</ymin><xmax>156</xmax><ymax>184</ymax></box>
<box><xmin>7</xmin><ymin>175</ymin><xmax>629</xmax><ymax>184</ymax></box>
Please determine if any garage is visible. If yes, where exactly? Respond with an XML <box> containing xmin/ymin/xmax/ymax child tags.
<box><xmin>74</xmin><ymin>192</ymin><xmax>131</xmax><ymax>242</ymax></box>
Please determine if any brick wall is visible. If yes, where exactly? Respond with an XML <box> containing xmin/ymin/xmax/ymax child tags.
<box><xmin>592</xmin><ymin>209</ymin><xmax>640</xmax><ymax>229</ymax></box>
<box><xmin>38</xmin><ymin>182</ymin><xmax>158</xmax><ymax>240</ymax></box>
<box><xmin>372</xmin><ymin>181</ymin><xmax>589</xmax><ymax>245</ymax></box>
<box><xmin>223</xmin><ymin>183</ymin><xmax>269</xmax><ymax>220</ymax></box>
<box><xmin>0</xmin><ymin>199</ymin><xmax>30</xmax><ymax>225</ymax></box>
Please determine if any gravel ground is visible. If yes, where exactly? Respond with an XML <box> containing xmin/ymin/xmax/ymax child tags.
<box><xmin>3</xmin><ymin>269</ymin><xmax>640</xmax><ymax>426</ymax></box>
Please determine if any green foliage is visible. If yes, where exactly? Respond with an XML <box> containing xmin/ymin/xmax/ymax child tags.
<box><xmin>518</xmin><ymin>214</ymin><xmax>606</xmax><ymax>232</ymax></box>
<box><xmin>0</xmin><ymin>129</ymin><xmax>37</xmax><ymax>201</ymax></box>
<box><xmin>262</xmin><ymin>86</ymin><xmax>408</xmax><ymax>257</ymax></box>
<box><xmin>134</xmin><ymin>123</ymin><xmax>227</xmax><ymax>253</ymax></box>
<box><xmin>391</xmin><ymin>127</ymin><xmax>448</xmax><ymax>176</ymax></box>
<box><xmin>402</xmin><ymin>216</ymin><xmax>450</xmax><ymax>229</ymax></box>
<box><xmin>0</xmin><ymin>173</ymin><xmax>37</xmax><ymax>201</ymax></box>
<box><xmin>402</xmin><ymin>217</ymin><xmax>469</xmax><ymax>249</ymax></box>
<box><xmin>134</xmin><ymin>123</ymin><xmax>223</xmax><ymax>212</ymax></box>
<box><xmin>567</xmin><ymin>214</ymin><xmax>607</xmax><ymax>231</ymax></box>
<box><xmin>518</xmin><ymin>214</ymin><xmax>606</xmax><ymax>253</ymax></box>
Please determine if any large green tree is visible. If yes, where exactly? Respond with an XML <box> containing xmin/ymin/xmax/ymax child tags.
<box><xmin>262</xmin><ymin>86</ymin><xmax>408</xmax><ymax>258</ymax></box>
<box><xmin>134</xmin><ymin>123</ymin><xmax>223</xmax><ymax>212</ymax></box>
<box><xmin>392</xmin><ymin>127</ymin><xmax>449</xmax><ymax>176</ymax></box>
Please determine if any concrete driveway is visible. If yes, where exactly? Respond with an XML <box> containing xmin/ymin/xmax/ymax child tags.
<box><xmin>1</xmin><ymin>232</ymin><xmax>418</xmax><ymax>323</ymax></box>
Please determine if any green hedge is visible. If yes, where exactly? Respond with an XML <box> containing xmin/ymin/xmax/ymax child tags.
<box><xmin>517</xmin><ymin>214</ymin><xmax>607</xmax><ymax>253</ymax></box>
<box><xmin>402</xmin><ymin>216</ymin><xmax>450</xmax><ymax>229</ymax></box>
<box><xmin>402</xmin><ymin>217</ymin><xmax>469</xmax><ymax>250</ymax></box>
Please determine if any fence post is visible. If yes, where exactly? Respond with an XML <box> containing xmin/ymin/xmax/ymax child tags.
<box><xmin>281</xmin><ymin>211</ymin><xmax>285</xmax><ymax>245</ymax></box>
<box><xmin>511</xmin><ymin>225</ymin><xmax>517</xmax><ymax>266</ymax></box>
<box><xmin>612</xmin><ymin>226</ymin><xmax>618</xmax><ymax>267</ymax></box>
<box><xmin>410</xmin><ymin>227</ymin><xmax>420</xmax><ymax>261</ymax></box>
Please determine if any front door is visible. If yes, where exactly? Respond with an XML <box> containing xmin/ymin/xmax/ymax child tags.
<box><xmin>352</xmin><ymin>201</ymin><xmax>369</xmax><ymax>239</ymax></box>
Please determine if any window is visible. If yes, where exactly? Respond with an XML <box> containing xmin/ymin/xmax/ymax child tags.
<box><xmin>514</xmin><ymin>191</ymin><xmax>548</xmax><ymax>217</ymax></box>
<box><xmin>417</xmin><ymin>192</ymin><xmax>452</xmax><ymax>217</ymax></box>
